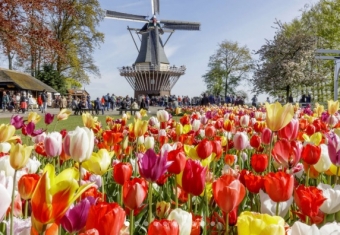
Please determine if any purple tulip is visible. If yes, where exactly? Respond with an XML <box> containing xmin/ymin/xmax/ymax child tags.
<box><xmin>137</xmin><ymin>149</ymin><xmax>172</xmax><ymax>182</ymax></box>
<box><xmin>10</xmin><ymin>115</ymin><xmax>24</xmax><ymax>129</ymax></box>
<box><xmin>60</xmin><ymin>197</ymin><xmax>95</xmax><ymax>233</ymax></box>
<box><xmin>44</xmin><ymin>113</ymin><xmax>54</xmax><ymax>125</ymax></box>
<box><xmin>326</xmin><ymin>132</ymin><xmax>340</xmax><ymax>166</ymax></box>
<box><xmin>25</xmin><ymin>122</ymin><xmax>44</xmax><ymax>137</ymax></box>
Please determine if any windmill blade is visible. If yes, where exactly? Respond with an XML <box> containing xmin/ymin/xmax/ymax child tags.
<box><xmin>161</xmin><ymin>20</ymin><xmax>201</xmax><ymax>31</ymax></box>
<box><xmin>151</xmin><ymin>0</ymin><xmax>160</xmax><ymax>15</ymax></box>
<box><xmin>106</xmin><ymin>10</ymin><xmax>148</xmax><ymax>23</ymax></box>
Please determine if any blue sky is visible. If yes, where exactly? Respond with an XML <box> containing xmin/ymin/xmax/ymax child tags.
<box><xmin>80</xmin><ymin>1</ymin><xmax>321</xmax><ymax>101</ymax></box>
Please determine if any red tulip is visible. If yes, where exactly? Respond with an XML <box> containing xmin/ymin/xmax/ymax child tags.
<box><xmin>250</xmin><ymin>134</ymin><xmax>261</xmax><ymax>149</ymax></box>
<box><xmin>196</xmin><ymin>139</ymin><xmax>213</xmax><ymax>160</ymax></box>
<box><xmin>147</xmin><ymin>219</ymin><xmax>179</xmax><ymax>235</ymax></box>
<box><xmin>272</xmin><ymin>139</ymin><xmax>302</xmax><ymax>169</ymax></box>
<box><xmin>113</xmin><ymin>162</ymin><xmax>133</xmax><ymax>185</ymax></box>
<box><xmin>244</xmin><ymin>173</ymin><xmax>263</xmax><ymax>194</ymax></box>
<box><xmin>254</xmin><ymin>121</ymin><xmax>266</xmax><ymax>133</ymax></box>
<box><xmin>250</xmin><ymin>154</ymin><xmax>268</xmax><ymax>173</ymax></box>
<box><xmin>182</xmin><ymin>159</ymin><xmax>206</xmax><ymax>196</ymax></box>
<box><xmin>86</xmin><ymin>202</ymin><xmax>125</xmax><ymax>235</ymax></box>
<box><xmin>305</xmin><ymin>124</ymin><xmax>316</xmax><ymax>136</ymax></box>
<box><xmin>167</xmin><ymin>149</ymin><xmax>186</xmax><ymax>174</ymax></box>
<box><xmin>18</xmin><ymin>174</ymin><xmax>40</xmax><ymax>200</ymax></box>
<box><xmin>205</xmin><ymin>124</ymin><xmax>216</xmax><ymax>138</ymax></box>
<box><xmin>191</xmin><ymin>214</ymin><xmax>202</xmax><ymax>235</ymax></box>
<box><xmin>264</xmin><ymin>172</ymin><xmax>294</xmax><ymax>202</ymax></box>
<box><xmin>301</xmin><ymin>143</ymin><xmax>321</xmax><ymax>165</ymax></box>
<box><xmin>294</xmin><ymin>185</ymin><xmax>326</xmax><ymax>219</ymax></box>
<box><xmin>261</xmin><ymin>128</ymin><xmax>272</xmax><ymax>145</ymax></box>
<box><xmin>123</xmin><ymin>178</ymin><xmax>148</xmax><ymax>210</ymax></box>
<box><xmin>212</xmin><ymin>140</ymin><xmax>222</xmax><ymax>159</ymax></box>
<box><xmin>212</xmin><ymin>174</ymin><xmax>246</xmax><ymax>214</ymax></box>
<box><xmin>277</xmin><ymin>119</ymin><xmax>299</xmax><ymax>140</ymax></box>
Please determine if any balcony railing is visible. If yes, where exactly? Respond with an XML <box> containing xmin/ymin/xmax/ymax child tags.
<box><xmin>118</xmin><ymin>64</ymin><xmax>186</xmax><ymax>74</ymax></box>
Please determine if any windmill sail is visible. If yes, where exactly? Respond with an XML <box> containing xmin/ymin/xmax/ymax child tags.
<box><xmin>106</xmin><ymin>10</ymin><xmax>148</xmax><ymax>22</ymax></box>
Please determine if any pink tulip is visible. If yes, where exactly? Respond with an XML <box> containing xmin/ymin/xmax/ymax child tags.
<box><xmin>44</xmin><ymin>132</ymin><xmax>63</xmax><ymax>157</ymax></box>
<box><xmin>261</xmin><ymin>128</ymin><xmax>272</xmax><ymax>145</ymax></box>
<box><xmin>240</xmin><ymin>115</ymin><xmax>250</xmax><ymax>128</ymax></box>
<box><xmin>233</xmin><ymin>132</ymin><xmax>249</xmax><ymax>151</ymax></box>
<box><xmin>278</xmin><ymin>119</ymin><xmax>299</xmax><ymax>140</ymax></box>
<box><xmin>272</xmin><ymin>139</ymin><xmax>302</xmax><ymax>169</ymax></box>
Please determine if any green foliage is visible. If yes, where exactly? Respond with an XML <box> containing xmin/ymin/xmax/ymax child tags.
<box><xmin>203</xmin><ymin>40</ymin><xmax>253</xmax><ymax>97</ymax></box>
<box><xmin>37</xmin><ymin>65</ymin><xmax>67</xmax><ymax>94</ymax></box>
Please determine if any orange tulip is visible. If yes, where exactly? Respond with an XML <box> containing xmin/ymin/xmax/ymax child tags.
<box><xmin>18</xmin><ymin>174</ymin><xmax>40</xmax><ymax>200</ymax></box>
<box><xmin>264</xmin><ymin>172</ymin><xmax>294</xmax><ymax>202</ymax></box>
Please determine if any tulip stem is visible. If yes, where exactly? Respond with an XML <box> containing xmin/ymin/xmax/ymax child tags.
<box><xmin>336</xmin><ymin>166</ymin><xmax>340</xmax><ymax>187</ymax></box>
<box><xmin>102</xmin><ymin>176</ymin><xmax>105</xmax><ymax>202</ymax></box>
<box><xmin>175</xmin><ymin>183</ymin><xmax>178</xmax><ymax>208</ymax></box>
<box><xmin>130</xmin><ymin>210</ymin><xmax>134</xmax><ymax>235</ymax></box>
<box><xmin>267</xmin><ymin>131</ymin><xmax>274</xmax><ymax>173</ymax></box>
<box><xmin>225</xmin><ymin>212</ymin><xmax>229</xmax><ymax>235</ymax></box>
<box><xmin>306</xmin><ymin>165</ymin><xmax>310</xmax><ymax>187</ymax></box>
<box><xmin>78</xmin><ymin>162</ymin><xmax>82</xmax><ymax>187</ymax></box>
<box><xmin>119</xmin><ymin>185</ymin><xmax>123</xmax><ymax>206</ymax></box>
<box><xmin>204</xmin><ymin>189</ymin><xmax>209</xmax><ymax>235</ymax></box>
<box><xmin>188</xmin><ymin>194</ymin><xmax>192</xmax><ymax>212</ymax></box>
<box><xmin>10</xmin><ymin>170</ymin><xmax>17</xmax><ymax>235</ymax></box>
<box><xmin>276</xmin><ymin>202</ymin><xmax>280</xmax><ymax>216</ymax></box>
<box><xmin>148</xmin><ymin>183</ymin><xmax>153</xmax><ymax>224</ymax></box>
<box><xmin>24</xmin><ymin>200</ymin><xmax>28</xmax><ymax>219</ymax></box>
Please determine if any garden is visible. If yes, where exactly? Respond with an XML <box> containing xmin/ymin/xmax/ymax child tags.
<box><xmin>0</xmin><ymin>101</ymin><xmax>340</xmax><ymax>235</ymax></box>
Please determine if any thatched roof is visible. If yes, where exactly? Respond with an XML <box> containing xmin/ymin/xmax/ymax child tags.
<box><xmin>0</xmin><ymin>68</ymin><xmax>57</xmax><ymax>92</ymax></box>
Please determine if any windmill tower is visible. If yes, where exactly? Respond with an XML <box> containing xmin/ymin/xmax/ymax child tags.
<box><xmin>106</xmin><ymin>0</ymin><xmax>200</xmax><ymax>98</ymax></box>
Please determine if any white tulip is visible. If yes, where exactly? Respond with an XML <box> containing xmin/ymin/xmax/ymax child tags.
<box><xmin>199</xmin><ymin>129</ymin><xmax>205</xmax><ymax>138</ymax></box>
<box><xmin>319</xmin><ymin>222</ymin><xmax>340</xmax><ymax>235</ymax></box>
<box><xmin>318</xmin><ymin>183</ymin><xmax>340</xmax><ymax>214</ymax></box>
<box><xmin>0</xmin><ymin>142</ymin><xmax>11</xmax><ymax>153</ymax></box>
<box><xmin>24</xmin><ymin>157</ymin><xmax>41</xmax><ymax>174</ymax></box>
<box><xmin>0</xmin><ymin>171</ymin><xmax>12</xmax><ymax>222</ymax></box>
<box><xmin>259</xmin><ymin>189</ymin><xmax>293</xmax><ymax>217</ymax></box>
<box><xmin>137</xmin><ymin>136</ymin><xmax>144</xmax><ymax>145</ymax></box>
<box><xmin>144</xmin><ymin>136</ymin><xmax>155</xmax><ymax>150</ymax></box>
<box><xmin>240</xmin><ymin>115</ymin><xmax>250</xmax><ymax>127</ymax></box>
<box><xmin>168</xmin><ymin>208</ymin><xmax>192</xmax><ymax>235</ymax></box>
<box><xmin>192</xmin><ymin>119</ymin><xmax>201</xmax><ymax>132</ymax></box>
<box><xmin>287</xmin><ymin>221</ymin><xmax>320</xmax><ymax>235</ymax></box>
<box><xmin>5</xmin><ymin>217</ymin><xmax>31</xmax><ymax>235</ymax></box>
<box><xmin>157</xmin><ymin>110</ymin><xmax>169</xmax><ymax>122</ymax></box>
<box><xmin>314</xmin><ymin>144</ymin><xmax>332</xmax><ymax>172</ymax></box>
<box><xmin>0</xmin><ymin>155</ymin><xmax>14</xmax><ymax>176</ymax></box>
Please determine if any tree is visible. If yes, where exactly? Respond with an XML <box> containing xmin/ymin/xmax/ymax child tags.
<box><xmin>203</xmin><ymin>40</ymin><xmax>253</xmax><ymax>97</ymax></box>
<box><xmin>37</xmin><ymin>64</ymin><xmax>67</xmax><ymax>94</ymax></box>
<box><xmin>251</xmin><ymin>21</ymin><xmax>326</xmax><ymax>101</ymax></box>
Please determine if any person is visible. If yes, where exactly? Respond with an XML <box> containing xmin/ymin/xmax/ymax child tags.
<box><xmin>251</xmin><ymin>95</ymin><xmax>257</xmax><ymax>107</ymax></box>
<box><xmin>60</xmin><ymin>96</ymin><xmax>67</xmax><ymax>110</ymax></box>
<box><xmin>2</xmin><ymin>91</ymin><xmax>9</xmax><ymax>112</ymax></box>
<box><xmin>104</xmin><ymin>93</ymin><xmax>110</xmax><ymax>111</ymax></box>
<box><xmin>20</xmin><ymin>93</ymin><xmax>27</xmax><ymax>113</ymax></box>
<box><xmin>288</xmin><ymin>94</ymin><xmax>293</xmax><ymax>103</ymax></box>
<box><xmin>200</xmin><ymin>93</ymin><xmax>209</xmax><ymax>106</ymax></box>
<box><xmin>37</xmin><ymin>94</ymin><xmax>43</xmax><ymax>111</ymax></box>
<box><xmin>110</xmin><ymin>94</ymin><xmax>116</xmax><ymax>110</ymax></box>
<box><xmin>94</xmin><ymin>97</ymin><xmax>104</xmax><ymax>115</ymax></box>
<box><xmin>41</xmin><ymin>90</ymin><xmax>47</xmax><ymax>113</ymax></box>
<box><xmin>306</xmin><ymin>93</ymin><xmax>311</xmax><ymax>103</ymax></box>
<box><xmin>119</xmin><ymin>98</ymin><xmax>127</xmax><ymax>114</ymax></box>
<box><xmin>140</xmin><ymin>98</ymin><xmax>147</xmax><ymax>110</ymax></box>
<box><xmin>28</xmin><ymin>95</ymin><xmax>35</xmax><ymax>111</ymax></box>
<box><xmin>300</xmin><ymin>94</ymin><xmax>306</xmax><ymax>103</ymax></box>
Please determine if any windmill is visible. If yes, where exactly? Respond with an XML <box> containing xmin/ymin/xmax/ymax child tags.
<box><xmin>105</xmin><ymin>0</ymin><xmax>200</xmax><ymax>98</ymax></box>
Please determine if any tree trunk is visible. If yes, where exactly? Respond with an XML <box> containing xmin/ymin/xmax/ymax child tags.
<box><xmin>224</xmin><ymin>76</ymin><xmax>228</xmax><ymax>98</ymax></box>
<box><xmin>286</xmin><ymin>85</ymin><xmax>290</xmax><ymax>103</ymax></box>
<box><xmin>7</xmin><ymin>53</ymin><xmax>12</xmax><ymax>70</ymax></box>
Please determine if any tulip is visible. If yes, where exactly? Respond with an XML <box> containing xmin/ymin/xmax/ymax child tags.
<box><xmin>213</xmin><ymin>174</ymin><xmax>246</xmax><ymax>213</ymax></box>
<box><xmin>113</xmin><ymin>162</ymin><xmax>133</xmax><ymax>185</ymax></box>
<box><xmin>155</xmin><ymin>201</ymin><xmax>171</xmax><ymax>219</ymax></box>
<box><xmin>86</xmin><ymin>202</ymin><xmax>126</xmax><ymax>235</ymax></box>
<box><xmin>287</xmin><ymin>221</ymin><xmax>333</xmax><ymax>235</ymax></box>
<box><xmin>182</xmin><ymin>159</ymin><xmax>206</xmax><ymax>196</ymax></box>
<box><xmin>44</xmin><ymin>132</ymin><xmax>63</xmax><ymax>157</ymax></box>
<box><xmin>148</xmin><ymin>219</ymin><xmax>179</xmax><ymax>235</ymax></box>
<box><xmin>265</xmin><ymin>102</ymin><xmax>294</xmax><ymax>131</ymax></box>
<box><xmin>123</xmin><ymin>177</ymin><xmax>148</xmax><ymax>210</ymax></box>
<box><xmin>327</xmin><ymin>115</ymin><xmax>339</xmax><ymax>127</ymax></box>
<box><xmin>326</xmin><ymin>131</ymin><xmax>340</xmax><ymax>166</ymax></box>
<box><xmin>9</xmin><ymin>143</ymin><xmax>34</xmax><ymax>170</ymax></box>
<box><xmin>133</xmin><ymin>119</ymin><xmax>148</xmax><ymax>137</ymax></box>
<box><xmin>31</xmin><ymin>164</ymin><xmax>93</xmax><ymax>234</ymax></box>
<box><xmin>317</xmin><ymin>183</ymin><xmax>340</xmax><ymax>214</ymax></box>
<box><xmin>240</xmin><ymin>114</ymin><xmax>250</xmax><ymax>127</ymax></box>
<box><xmin>10</xmin><ymin>115</ymin><xmax>24</xmax><ymax>130</ymax></box>
<box><xmin>102</xmin><ymin>130</ymin><xmax>124</xmax><ymax>146</ymax></box>
<box><xmin>250</xmin><ymin>134</ymin><xmax>261</xmax><ymax>149</ymax></box>
<box><xmin>60</xmin><ymin>197</ymin><xmax>95</xmax><ymax>233</ymax></box>
<box><xmin>145</xmin><ymin>136</ymin><xmax>155</xmax><ymax>150</ymax></box>
<box><xmin>205</xmin><ymin>124</ymin><xmax>216</xmax><ymax>138</ymax></box>
<box><xmin>167</xmin><ymin>148</ymin><xmax>186</xmax><ymax>174</ymax></box>
<box><xmin>63</xmin><ymin>126</ymin><xmax>94</xmax><ymax>163</ymax></box>
<box><xmin>57</xmin><ymin>109</ymin><xmax>72</xmax><ymax>121</ymax></box>
<box><xmin>4</xmin><ymin>217</ymin><xmax>31</xmax><ymax>235</ymax></box>
<box><xmin>272</xmin><ymin>139</ymin><xmax>302</xmax><ymax>169</ymax></box>
<box><xmin>82</xmin><ymin>113</ymin><xmax>97</xmax><ymax>129</ymax></box>
<box><xmin>259</xmin><ymin>189</ymin><xmax>293</xmax><ymax>217</ymax></box>
<box><xmin>314</xmin><ymin>144</ymin><xmax>332</xmax><ymax>173</ymax></box>
<box><xmin>294</xmin><ymin>185</ymin><xmax>326</xmax><ymax>219</ymax></box>
<box><xmin>0</xmin><ymin>124</ymin><xmax>15</xmax><ymax>143</ymax></box>
<box><xmin>137</xmin><ymin>136</ymin><xmax>145</xmax><ymax>145</ymax></box>
<box><xmin>237</xmin><ymin>211</ymin><xmax>285</xmax><ymax>235</ymax></box>
<box><xmin>167</xmin><ymin>208</ymin><xmax>192</xmax><ymax>235</ymax></box>
<box><xmin>82</xmin><ymin>149</ymin><xmax>113</xmax><ymax>176</ymax></box>
<box><xmin>301</xmin><ymin>143</ymin><xmax>321</xmax><ymax>165</ymax></box>
<box><xmin>138</xmin><ymin>149</ymin><xmax>172</xmax><ymax>182</ymax></box>
<box><xmin>157</xmin><ymin>110</ymin><xmax>169</xmax><ymax>123</ymax></box>
<box><xmin>25</xmin><ymin>121</ymin><xmax>44</xmax><ymax>137</ymax></box>
<box><xmin>264</xmin><ymin>172</ymin><xmax>294</xmax><ymax>203</ymax></box>
<box><xmin>244</xmin><ymin>173</ymin><xmax>263</xmax><ymax>194</ymax></box>
<box><xmin>277</xmin><ymin>118</ymin><xmax>299</xmax><ymax>140</ymax></box>
<box><xmin>27</xmin><ymin>112</ymin><xmax>41</xmax><ymax>124</ymax></box>
<box><xmin>196</xmin><ymin>139</ymin><xmax>213</xmax><ymax>160</ymax></box>
<box><xmin>0</xmin><ymin>183</ymin><xmax>11</xmax><ymax>222</ymax></box>
<box><xmin>233</xmin><ymin>131</ymin><xmax>249</xmax><ymax>151</ymax></box>
<box><xmin>328</xmin><ymin>100</ymin><xmax>339</xmax><ymax>115</ymax></box>
<box><xmin>251</xmin><ymin>154</ymin><xmax>268</xmax><ymax>173</ymax></box>
<box><xmin>0</xmin><ymin>142</ymin><xmax>11</xmax><ymax>153</ymax></box>
<box><xmin>212</xmin><ymin>140</ymin><xmax>222</xmax><ymax>159</ymax></box>
<box><xmin>261</xmin><ymin>128</ymin><xmax>272</xmax><ymax>145</ymax></box>
<box><xmin>44</xmin><ymin>113</ymin><xmax>55</xmax><ymax>125</ymax></box>
<box><xmin>18</xmin><ymin>173</ymin><xmax>40</xmax><ymax>200</ymax></box>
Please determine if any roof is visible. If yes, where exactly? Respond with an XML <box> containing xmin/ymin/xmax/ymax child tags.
<box><xmin>0</xmin><ymin>68</ymin><xmax>57</xmax><ymax>92</ymax></box>
<box><xmin>67</xmin><ymin>89</ymin><xmax>89</xmax><ymax>96</ymax></box>
<box><xmin>135</xmin><ymin>28</ymin><xmax>169</xmax><ymax>65</ymax></box>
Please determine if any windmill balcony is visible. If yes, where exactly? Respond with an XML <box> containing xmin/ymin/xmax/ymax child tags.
<box><xmin>118</xmin><ymin>64</ymin><xmax>186</xmax><ymax>75</ymax></box>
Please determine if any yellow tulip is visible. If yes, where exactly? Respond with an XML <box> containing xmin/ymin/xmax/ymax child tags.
<box><xmin>9</xmin><ymin>143</ymin><xmax>34</xmax><ymax>170</ymax></box>
<box><xmin>27</xmin><ymin>112</ymin><xmax>41</xmax><ymax>124</ymax></box>
<box><xmin>314</xmin><ymin>103</ymin><xmax>324</xmax><ymax>117</ymax></box>
<box><xmin>183</xmin><ymin>124</ymin><xmax>192</xmax><ymax>134</ymax></box>
<box><xmin>302</xmin><ymin>132</ymin><xmax>322</xmax><ymax>146</ymax></box>
<box><xmin>82</xmin><ymin>149</ymin><xmax>114</xmax><ymax>176</ymax></box>
<box><xmin>237</xmin><ymin>211</ymin><xmax>285</xmax><ymax>235</ymax></box>
<box><xmin>175</xmin><ymin>107</ymin><xmax>182</xmax><ymax>115</ymax></box>
<box><xmin>133</xmin><ymin>119</ymin><xmax>148</xmax><ymax>137</ymax></box>
<box><xmin>328</xmin><ymin>100</ymin><xmax>339</xmax><ymax>115</ymax></box>
<box><xmin>0</xmin><ymin>124</ymin><xmax>15</xmax><ymax>143</ymax></box>
<box><xmin>140</xmin><ymin>109</ymin><xmax>148</xmax><ymax>117</ymax></box>
<box><xmin>31</xmin><ymin>164</ymin><xmax>93</xmax><ymax>233</ymax></box>
<box><xmin>156</xmin><ymin>201</ymin><xmax>171</xmax><ymax>219</ymax></box>
<box><xmin>265</xmin><ymin>102</ymin><xmax>294</xmax><ymax>131</ymax></box>
<box><xmin>82</xmin><ymin>113</ymin><xmax>97</xmax><ymax>129</ymax></box>
<box><xmin>329</xmin><ymin>164</ymin><xmax>340</xmax><ymax>176</ymax></box>
<box><xmin>57</xmin><ymin>109</ymin><xmax>72</xmax><ymax>121</ymax></box>
<box><xmin>176</xmin><ymin>123</ymin><xmax>183</xmax><ymax>136</ymax></box>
